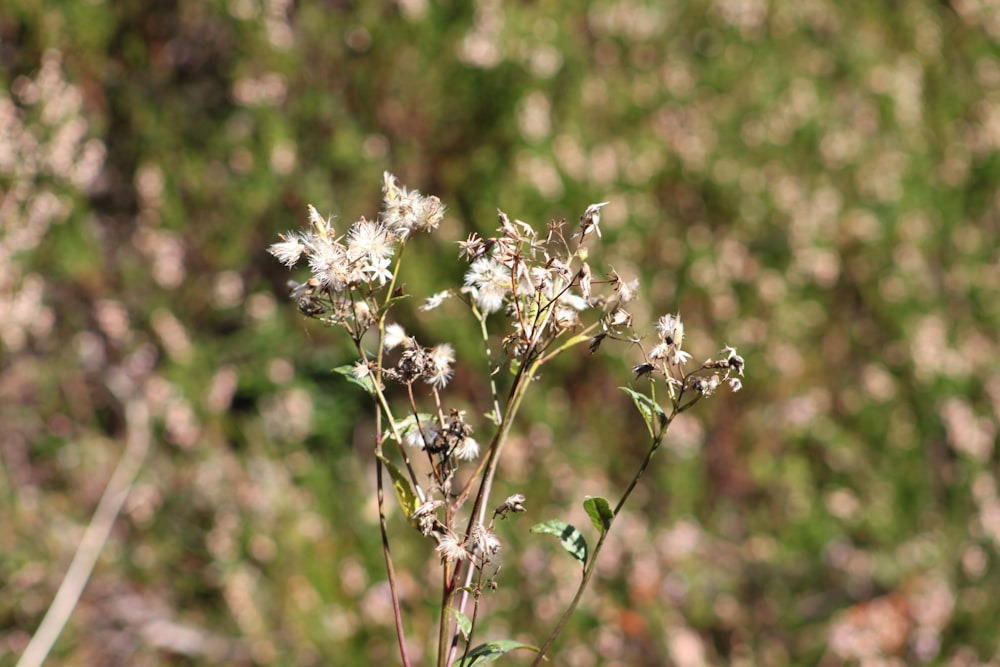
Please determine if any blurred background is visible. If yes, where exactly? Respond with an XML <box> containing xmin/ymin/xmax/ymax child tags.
<box><xmin>3</xmin><ymin>1</ymin><xmax>999</xmax><ymax>665</ymax></box>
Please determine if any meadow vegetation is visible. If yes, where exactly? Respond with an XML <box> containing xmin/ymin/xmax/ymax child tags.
<box><xmin>2</xmin><ymin>1</ymin><xmax>999</xmax><ymax>665</ymax></box>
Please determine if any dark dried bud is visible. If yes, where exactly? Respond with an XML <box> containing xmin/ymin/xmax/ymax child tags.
<box><xmin>633</xmin><ymin>362</ymin><xmax>655</xmax><ymax>378</ymax></box>
<box><xmin>495</xmin><ymin>493</ymin><xmax>527</xmax><ymax>519</ymax></box>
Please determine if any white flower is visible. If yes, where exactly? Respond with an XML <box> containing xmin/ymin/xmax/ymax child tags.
<box><xmin>651</xmin><ymin>341</ymin><xmax>691</xmax><ymax>367</ymax></box>
<box><xmin>558</xmin><ymin>292</ymin><xmax>588</xmax><ymax>312</ymax></box>
<box><xmin>426</xmin><ymin>344</ymin><xmax>455</xmax><ymax>388</ymax></box>
<box><xmin>670</xmin><ymin>349</ymin><xmax>693</xmax><ymax>366</ymax></box>
<box><xmin>471</xmin><ymin>522</ymin><xmax>501</xmax><ymax>556</ymax></box>
<box><xmin>608</xmin><ymin>308</ymin><xmax>632</xmax><ymax>328</ymax></box>
<box><xmin>421</xmin><ymin>290</ymin><xmax>452</xmax><ymax>311</ymax></box>
<box><xmin>353</xmin><ymin>301</ymin><xmax>372</xmax><ymax>323</ymax></box>
<box><xmin>692</xmin><ymin>374</ymin><xmax>720</xmax><ymax>396</ymax></box>
<box><xmin>579</xmin><ymin>201</ymin><xmax>609</xmax><ymax>239</ymax></box>
<box><xmin>363</xmin><ymin>256</ymin><xmax>393</xmax><ymax>285</ymax></box>
<box><xmin>529</xmin><ymin>266</ymin><xmax>551</xmax><ymax>292</ymax></box>
<box><xmin>412</xmin><ymin>499</ymin><xmax>444</xmax><ymax>519</ymax></box>
<box><xmin>618</xmin><ymin>277</ymin><xmax>639</xmax><ymax>303</ymax></box>
<box><xmin>464</xmin><ymin>257</ymin><xmax>511</xmax><ymax>313</ymax></box>
<box><xmin>381</xmin><ymin>172</ymin><xmax>427</xmax><ymax>239</ymax></box>
<box><xmin>436</xmin><ymin>531</ymin><xmax>468</xmax><ymax>563</ymax></box>
<box><xmin>268</xmin><ymin>232</ymin><xmax>306</xmax><ymax>267</ymax></box>
<box><xmin>453</xmin><ymin>436</ymin><xmax>480</xmax><ymax>461</ymax></box>
<box><xmin>347</xmin><ymin>218</ymin><xmax>394</xmax><ymax>263</ymax></box>
<box><xmin>383</xmin><ymin>323</ymin><xmax>408</xmax><ymax>351</ymax></box>
<box><xmin>352</xmin><ymin>360</ymin><xmax>370</xmax><ymax>379</ymax></box>
<box><xmin>722</xmin><ymin>346</ymin><xmax>745</xmax><ymax>376</ymax></box>
<box><xmin>649</xmin><ymin>342</ymin><xmax>671</xmax><ymax>362</ymax></box>
<box><xmin>308</xmin><ymin>237</ymin><xmax>350</xmax><ymax>290</ymax></box>
<box><xmin>656</xmin><ymin>313</ymin><xmax>685</xmax><ymax>347</ymax></box>
<box><xmin>413</xmin><ymin>195</ymin><xmax>445</xmax><ymax>233</ymax></box>
<box><xmin>554</xmin><ymin>305</ymin><xmax>581</xmax><ymax>329</ymax></box>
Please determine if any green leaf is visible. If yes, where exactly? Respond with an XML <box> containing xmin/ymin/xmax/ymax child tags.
<box><xmin>620</xmin><ymin>386</ymin><xmax>666</xmax><ymax>437</ymax></box>
<box><xmin>389</xmin><ymin>413</ymin><xmax>438</xmax><ymax>442</ymax></box>
<box><xmin>450</xmin><ymin>608</ymin><xmax>472</xmax><ymax>640</ymax></box>
<box><xmin>530</xmin><ymin>520</ymin><xmax>588</xmax><ymax>568</ymax></box>
<box><xmin>375</xmin><ymin>453</ymin><xmax>419</xmax><ymax>523</ymax></box>
<box><xmin>583</xmin><ymin>496</ymin><xmax>614</xmax><ymax>535</ymax></box>
<box><xmin>332</xmin><ymin>363</ymin><xmax>375</xmax><ymax>396</ymax></box>
<box><xmin>455</xmin><ymin>640</ymin><xmax>538</xmax><ymax>666</ymax></box>
<box><xmin>375</xmin><ymin>293</ymin><xmax>410</xmax><ymax>320</ymax></box>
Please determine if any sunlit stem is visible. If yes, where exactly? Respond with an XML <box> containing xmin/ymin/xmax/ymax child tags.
<box><xmin>374</xmin><ymin>402</ymin><xmax>412</xmax><ymax>667</ymax></box>
<box><xmin>530</xmin><ymin>401</ymin><xmax>679</xmax><ymax>666</ymax></box>
<box><xmin>370</xmin><ymin>241</ymin><xmax>414</xmax><ymax>667</ymax></box>
<box><xmin>444</xmin><ymin>353</ymin><xmax>541</xmax><ymax>667</ymax></box>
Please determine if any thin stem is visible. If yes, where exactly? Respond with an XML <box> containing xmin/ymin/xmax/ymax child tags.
<box><xmin>450</xmin><ymin>309</ymin><xmax>504</xmax><ymax>510</ymax></box>
<box><xmin>536</xmin><ymin>323</ymin><xmax>601</xmax><ymax>366</ymax></box>
<box><xmin>17</xmin><ymin>399</ymin><xmax>151</xmax><ymax>667</ymax></box>
<box><xmin>368</xmin><ymin>250</ymin><xmax>412</xmax><ymax>667</ymax></box>
<box><xmin>406</xmin><ymin>384</ymin><xmax>443</xmax><ymax>487</ymax></box>
<box><xmin>437</xmin><ymin>560</ymin><xmax>451</xmax><ymax>667</ymax></box>
<box><xmin>375</xmin><ymin>403</ymin><xmax>412</xmax><ymax>667</ymax></box>
<box><xmin>530</xmin><ymin>405</ymin><xmax>678</xmax><ymax>666</ymax></box>
<box><xmin>359</xmin><ymin>344</ymin><xmax>425</xmax><ymax>502</ymax></box>
<box><xmin>473</xmin><ymin>305</ymin><xmax>503</xmax><ymax>427</ymax></box>
<box><xmin>444</xmin><ymin>356</ymin><xmax>540</xmax><ymax>667</ymax></box>
<box><xmin>458</xmin><ymin>566</ymin><xmax>488</xmax><ymax>666</ymax></box>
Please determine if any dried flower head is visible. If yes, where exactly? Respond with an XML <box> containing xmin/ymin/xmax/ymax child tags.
<box><xmin>421</xmin><ymin>290</ymin><xmax>452</xmax><ymax>311</ymax></box>
<box><xmin>495</xmin><ymin>494</ymin><xmax>527</xmax><ymax>519</ymax></box>
<box><xmin>435</xmin><ymin>531</ymin><xmax>469</xmax><ymax>563</ymax></box>
<box><xmin>471</xmin><ymin>522</ymin><xmax>502</xmax><ymax>558</ymax></box>
<box><xmin>453</xmin><ymin>435</ymin><xmax>480</xmax><ymax>461</ymax></box>
<box><xmin>579</xmin><ymin>201</ymin><xmax>609</xmax><ymax>240</ymax></box>
<box><xmin>381</xmin><ymin>172</ymin><xmax>444</xmax><ymax>239</ymax></box>
<box><xmin>656</xmin><ymin>313</ymin><xmax>684</xmax><ymax>347</ymax></box>
<box><xmin>347</xmin><ymin>218</ymin><xmax>394</xmax><ymax>264</ymax></box>
<box><xmin>383</xmin><ymin>322</ymin><xmax>409</xmax><ymax>351</ymax></box>
<box><xmin>426</xmin><ymin>343</ymin><xmax>455</xmax><ymax>388</ymax></box>
<box><xmin>464</xmin><ymin>257</ymin><xmax>511</xmax><ymax>314</ymax></box>
<box><xmin>307</xmin><ymin>204</ymin><xmax>334</xmax><ymax>238</ymax></box>
<box><xmin>268</xmin><ymin>232</ymin><xmax>307</xmax><ymax>267</ymax></box>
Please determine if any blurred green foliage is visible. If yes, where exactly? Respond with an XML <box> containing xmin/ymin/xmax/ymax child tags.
<box><xmin>3</xmin><ymin>0</ymin><xmax>1000</xmax><ymax>665</ymax></box>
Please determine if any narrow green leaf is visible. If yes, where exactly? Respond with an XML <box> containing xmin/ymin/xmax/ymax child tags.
<box><xmin>375</xmin><ymin>294</ymin><xmax>410</xmax><ymax>320</ymax></box>
<box><xmin>375</xmin><ymin>453</ymin><xmax>419</xmax><ymax>524</ymax></box>
<box><xmin>620</xmin><ymin>386</ymin><xmax>665</xmax><ymax>437</ymax></box>
<box><xmin>530</xmin><ymin>520</ymin><xmax>588</xmax><ymax>568</ymax></box>
<box><xmin>583</xmin><ymin>496</ymin><xmax>614</xmax><ymax>535</ymax></box>
<box><xmin>450</xmin><ymin>608</ymin><xmax>472</xmax><ymax>640</ymax></box>
<box><xmin>455</xmin><ymin>640</ymin><xmax>538</xmax><ymax>666</ymax></box>
<box><xmin>332</xmin><ymin>363</ymin><xmax>375</xmax><ymax>396</ymax></box>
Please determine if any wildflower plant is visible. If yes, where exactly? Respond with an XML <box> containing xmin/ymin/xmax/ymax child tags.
<box><xmin>269</xmin><ymin>173</ymin><xmax>745</xmax><ymax>666</ymax></box>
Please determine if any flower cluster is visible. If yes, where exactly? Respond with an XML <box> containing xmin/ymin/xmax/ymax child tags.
<box><xmin>380</xmin><ymin>323</ymin><xmax>457</xmax><ymax>389</ymax></box>
<box><xmin>269</xmin><ymin>174</ymin><xmax>747</xmax><ymax>665</ymax></box>
<box><xmin>633</xmin><ymin>312</ymin><xmax>744</xmax><ymax>399</ymax></box>
<box><xmin>397</xmin><ymin>408</ymin><xmax>480</xmax><ymax>462</ymax></box>
<box><xmin>418</xmin><ymin>517</ymin><xmax>506</xmax><ymax>569</ymax></box>
<box><xmin>459</xmin><ymin>207</ymin><xmax>639</xmax><ymax>364</ymax></box>
<box><xmin>380</xmin><ymin>171</ymin><xmax>446</xmax><ymax>239</ymax></box>
<box><xmin>268</xmin><ymin>172</ymin><xmax>444</xmax><ymax>329</ymax></box>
